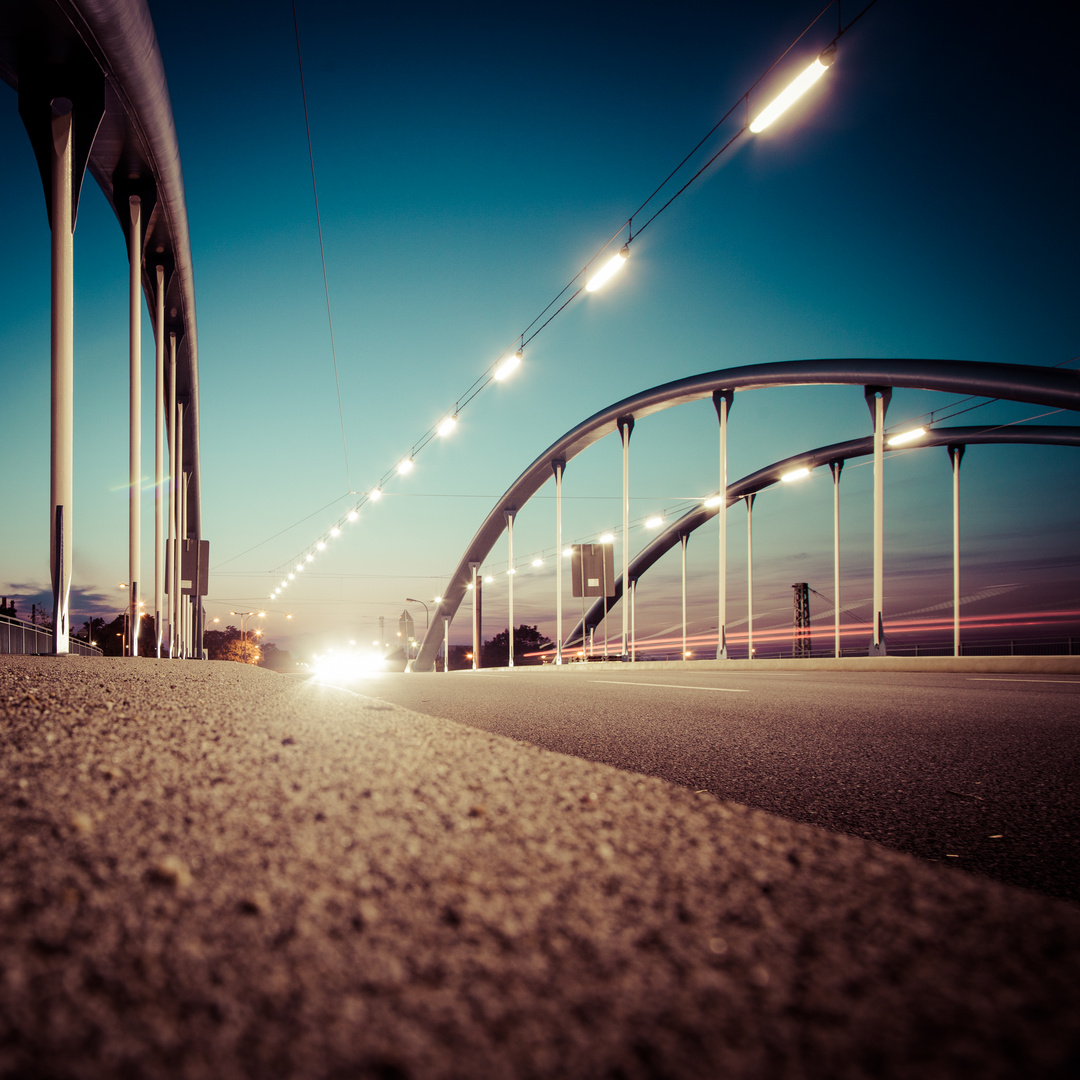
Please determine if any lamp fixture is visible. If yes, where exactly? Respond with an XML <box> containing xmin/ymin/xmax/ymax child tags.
<box><xmin>887</xmin><ymin>427</ymin><xmax>927</xmax><ymax>446</ymax></box>
<box><xmin>749</xmin><ymin>46</ymin><xmax>836</xmax><ymax>134</ymax></box>
<box><xmin>586</xmin><ymin>245</ymin><xmax>628</xmax><ymax>292</ymax></box>
<box><xmin>781</xmin><ymin>467</ymin><xmax>811</xmax><ymax>483</ymax></box>
<box><xmin>494</xmin><ymin>350</ymin><xmax>522</xmax><ymax>381</ymax></box>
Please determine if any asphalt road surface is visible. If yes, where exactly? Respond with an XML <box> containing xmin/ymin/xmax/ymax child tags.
<box><xmin>354</xmin><ymin>667</ymin><xmax>1080</xmax><ymax>904</ymax></box>
<box><xmin>4</xmin><ymin>656</ymin><xmax>1080</xmax><ymax>1078</ymax></box>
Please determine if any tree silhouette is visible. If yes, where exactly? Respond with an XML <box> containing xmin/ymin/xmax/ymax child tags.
<box><xmin>482</xmin><ymin>624</ymin><xmax>553</xmax><ymax>667</ymax></box>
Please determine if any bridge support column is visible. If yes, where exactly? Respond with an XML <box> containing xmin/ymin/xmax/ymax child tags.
<box><xmin>49</xmin><ymin>103</ymin><xmax>75</xmax><ymax>654</ymax></box>
<box><xmin>949</xmin><ymin>444</ymin><xmax>965</xmax><ymax>658</ymax></box>
<box><xmin>830</xmin><ymin>460</ymin><xmax>843</xmax><ymax>658</ymax></box>
<box><xmin>680</xmin><ymin>532</ymin><xmax>689</xmax><ymax>659</ymax></box>
<box><xmin>173</xmin><ymin>398</ymin><xmax>183</xmax><ymax>658</ymax></box>
<box><xmin>617</xmin><ymin>417</ymin><xmax>634</xmax><ymax>661</ymax></box>
<box><xmin>154</xmin><ymin>267</ymin><xmax>165</xmax><ymax>656</ymax></box>
<box><xmin>469</xmin><ymin>562</ymin><xmax>481</xmax><ymax>669</ymax></box>
<box><xmin>746</xmin><ymin>494</ymin><xmax>756</xmax><ymax>659</ymax></box>
<box><xmin>712</xmin><ymin>390</ymin><xmax>734</xmax><ymax>659</ymax></box>
<box><xmin>180</xmin><ymin>466</ymin><xmax>188</xmax><ymax>658</ymax></box>
<box><xmin>127</xmin><ymin>196</ymin><xmax>141</xmax><ymax>655</ymax></box>
<box><xmin>504</xmin><ymin>510</ymin><xmax>516</xmax><ymax>667</ymax></box>
<box><xmin>864</xmin><ymin>386</ymin><xmax>891</xmax><ymax>655</ymax></box>
<box><xmin>552</xmin><ymin>459</ymin><xmax>565</xmax><ymax>664</ymax></box>
<box><xmin>167</xmin><ymin>350</ymin><xmax>177</xmax><ymax>656</ymax></box>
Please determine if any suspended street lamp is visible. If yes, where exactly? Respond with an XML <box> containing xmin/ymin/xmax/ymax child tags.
<box><xmin>750</xmin><ymin>45</ymin><xmax>836</xmax><ymax>134</ymax></box>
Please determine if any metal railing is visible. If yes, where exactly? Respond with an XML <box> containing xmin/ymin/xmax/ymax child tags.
<box><xmin>628</xmin><ymin>636</ymin><xmax>1079</xmax><ymax>662</ymax></box>
<box><xmin>0</xmin><ymin>614</ymin><xmax>102</xmax><ymax>656</ymax></box>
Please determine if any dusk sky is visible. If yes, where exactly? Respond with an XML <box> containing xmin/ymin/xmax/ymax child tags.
<box><xmin>1</xmin><ymin>0</ymin><xmax>1077</xmax><ymax>659</ymax></box>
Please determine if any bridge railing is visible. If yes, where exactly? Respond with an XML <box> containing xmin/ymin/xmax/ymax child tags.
<box><xmin>0</xmin><ymin>614</ymin><xmax>102</xmax><ymax>657</ymax></box>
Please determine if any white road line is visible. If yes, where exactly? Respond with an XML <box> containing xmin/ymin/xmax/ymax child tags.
<box><xmin>594</xmin><ymin>680</ymin><xmax>748</xmax><ymax>693</ymax></box>
<box><xmin>967</xmin><ymin>677</ymin><xmax>1080</xmax><ymax>684</ymax></box>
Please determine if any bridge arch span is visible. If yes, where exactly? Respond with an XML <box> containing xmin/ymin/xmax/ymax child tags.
<box><xmin>414</xmin><ymin>358</ymin><xmax>1080</xmax><ymax>670</ymax></box>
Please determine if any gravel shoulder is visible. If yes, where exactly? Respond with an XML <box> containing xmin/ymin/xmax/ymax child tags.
<box><xmin>3</xmin><ymin>656</ymin><xmax>1079</xmax><ymax>1079</ymax></box>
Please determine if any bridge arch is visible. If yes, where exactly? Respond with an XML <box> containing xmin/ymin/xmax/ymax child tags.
<box><xmin>566</xmin><ymin>425</ymin><xmax>1080</xmax><ymax>649</ymax></box>
<box><xmin>414</xmin><ymin>358</ymin><xmax>1080</xmax><ymax>669</ymax></box>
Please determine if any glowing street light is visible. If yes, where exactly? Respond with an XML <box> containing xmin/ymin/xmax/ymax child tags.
<box><xmin>586</xmin><ymin>245</ymin><xmax>628</xmax><ymax>292</ymax></box>
<box><xmin>887</xmin><ymin>426</ymin><xmax>927</xmax><ymax>446</ymax></box>
<box><xmin>781</xmin><ymin>466</ymin><xmax>811</xmax><ymax>483</ymax></box>
<box><xmin>749</xmin><ymin>46</ymin><xmax>836</xmax><ymax>133</ymax></box>
<box><xmin>437</xmin><ymin>414</ymin><xmax>458</xmax><ymax>437</ymax></box>
<box><xmin>645</xmin><ymin>515</ymin><xmax>665</xmax><ymax>529</ymax></box>
<box><xmin>329</xmin><ymin>526</ymin><xmax>341</xmax><ymax>537</ymax></box>
<box><xmin>598</xmin><ymin>532</ymin><xmax>615</xmax><ymax>544</ymax></box>
<box><xmin>369</xmin><ymin>487</ymin><xmax>382</xmax><ymax>501</ymax></box>
<box><xmin>347</xmin><ymin>509</ymin><xmax>359</xmax><ymax>521</ymax></box>
<box><xmin>703</xmin><ymin>494</ymin><xmax>723</xmax><ymax>508</ymax></box>
<box><xmin>532</xmin><ymin>558</ymin><xmax>543</xmax><ymax>567</ymax></box>
<box><xmin>494</xmin><ymin>349</ymin><xmax>522</xmax><ymax>381</ymax></box>
<box><xmin>397</xmin><ymin>457</ymin><xmax>414</xmax><ymax>475</ymax></box>
<box><xmin>317</xmin><ymin>541</ymin><xmax>326</xmax><ymax>550</ymax></box>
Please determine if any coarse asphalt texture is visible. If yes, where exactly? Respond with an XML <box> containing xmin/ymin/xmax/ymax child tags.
<box><xmin>2</xmin><ymin>655</ymin><xmax>1079</xmax><ymax>1079</ymax></box>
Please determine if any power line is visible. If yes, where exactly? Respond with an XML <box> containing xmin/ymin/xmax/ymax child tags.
<box><xmin>292</xmin><ymin>0</ymin><xmax>352</xmax><ymax>493</ymax></box>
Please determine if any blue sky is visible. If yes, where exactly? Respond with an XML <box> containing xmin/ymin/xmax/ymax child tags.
<box><xmin>1</xmin><ymin>0</ymin><xmax>1077</xmax><ymax>658</ymax></box>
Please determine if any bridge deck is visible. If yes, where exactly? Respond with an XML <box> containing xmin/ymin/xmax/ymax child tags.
<box><xmin>3</xmin><ymin>655</ymin><xmax>1078</xmax><ymax>1077</ymax></box>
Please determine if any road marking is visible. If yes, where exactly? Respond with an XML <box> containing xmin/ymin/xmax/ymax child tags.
<box><xmin>594</xmin><ymin>680</ymin><xmax>748</xmax><ymax>693</ymax></box>
<box><xmin>967</xmin><ymin>677</ymin><xmax>1080</xmax><ymax>684</ymax></box>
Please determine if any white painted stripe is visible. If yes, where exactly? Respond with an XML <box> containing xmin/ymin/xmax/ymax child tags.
<box><xmin>594</xmin><ymin>680</ymin><xmax>748</xmax><ymax>693</ymax></box>
<box><xmin>967</xmin><ymin>677</ymin><xmax>1080</xmax><ymax>684</ymax></box>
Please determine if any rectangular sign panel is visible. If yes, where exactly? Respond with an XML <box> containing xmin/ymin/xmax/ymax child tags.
<box><xmin>570</xmin><ymin>543</ymin><xmax>615</xmax><ymax>598</ymax></box>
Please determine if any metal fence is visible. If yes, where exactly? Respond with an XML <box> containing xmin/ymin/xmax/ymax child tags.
<box><xmin>0</xmin><ymin>614</ymin><xmax>103</xmax><ymax>657</ymax></box>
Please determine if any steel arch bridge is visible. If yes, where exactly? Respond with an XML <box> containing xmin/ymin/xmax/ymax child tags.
<box><xmin>413</xmin><ymin>358</ymin><xmax>1080</xmax><ymax>671</ymax></box>
<box><xmin>565</xmin><ymin>424</ymin><xmax>1080</xmax><ymax>650</ymax></box>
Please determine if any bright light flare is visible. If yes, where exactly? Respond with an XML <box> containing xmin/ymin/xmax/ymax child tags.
<box><xmin>330</xmin><ymin>526</ymin><xmax>341</xmax><ymax>537</ymax></box>
<box><xmin>598</xmin><ymin>532</ymin><xmax>615</xmax><ymax>544</ymax></box>
<box><xmin>370</xmin><ymin>488</ymin><xmax>383</xmax><ymax>501</ymax></box>
<box><xmin>312</xmin><ymin>648</ymin><xmax>387</xmax><ymax>683</ymax></box>
<box><xmin>397</xmin><ymin>458</ymin><xmax>414</xmax><ymax>475</ymax></box>
<box><xmin>563</xmin><ymin>547</ymin><xmax>574</xmax><ymax>557</ymax></box>
<box><xmin>703</xmin><ymin>495</ymin><xmax>723</xmax><ymax>508</ymax></box>
<box><xmin>780</xmin><ymin>467</ymin><xmax>811</xmax><ymax>483</ymax></box>
<box><xmin>494</xmin><ymin>350</ymin><xmax>522</xmax><ymax>381</ymax></box>
<box><xmin>347</xmin><ymin>509</ymin><xmax>359</xmax><ymax>521</ymax></box>
<box><xmin>438</xmin><ymin>415</ymin><xmax>458</xmax><ymax>437</ymax></box>
<box><xmin>887</xmin><ymin>427</ymin><xmax>927</xmax><ymax>446</ymax></box>
<box><xmin>749</xmin><ymin>49</ymin><xmax>834</xmax><ymax>134</ymax></box>
<box><xmin>586</xmin><ymin>246</ymin><xmax>628</xmax><ymax>292</ymax></box>
<box><xmin>645</xmin><ymin>515</ymin><xmax>665</xmax><ymax>529</ymax></box>
<box><xmin>532</xmin><ymin>558</ymin><xmax>544</xmax><ymax>567</ymax></box>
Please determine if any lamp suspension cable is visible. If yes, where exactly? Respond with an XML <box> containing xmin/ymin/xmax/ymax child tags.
<box><xmin>292</xmin><ymin>0</ymin><xmax>352</xmax><ymax>493</ymax></box>
<box><xmin>259</xmin><ymin>0</ymin><xmax>881</xmax><ymax>585</ymax></box>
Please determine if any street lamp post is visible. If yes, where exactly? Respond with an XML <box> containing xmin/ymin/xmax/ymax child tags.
<box><xmin>229</xmin><ymin>610</ymin><xmax>265</xmax><ymax>653</ymax></box>
<box><xmin>404</xmin><ymin>598</ymin><xmax>429</xmax><ymax>662</ymax></box>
